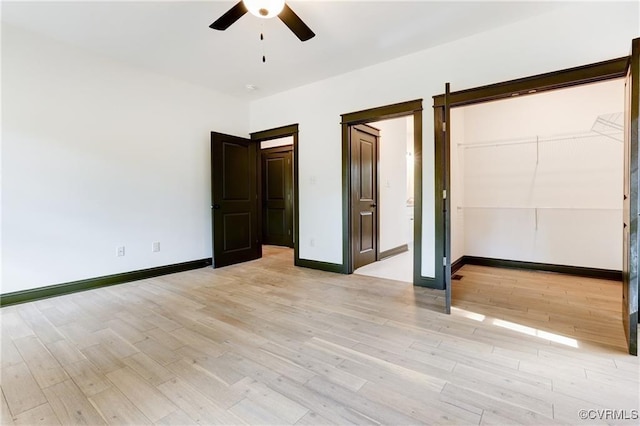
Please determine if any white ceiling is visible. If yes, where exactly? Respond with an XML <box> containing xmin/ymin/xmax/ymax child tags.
<box><xmin>1</xmin><ymin>1</ymin><xmax>569</xmax><ymax>100</ymax></box>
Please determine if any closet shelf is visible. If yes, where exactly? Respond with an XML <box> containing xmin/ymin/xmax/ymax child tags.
<box><xmin>457</xmin><ymin>130</ymin><xmax>622</xmax><ymax>149</ymax></box>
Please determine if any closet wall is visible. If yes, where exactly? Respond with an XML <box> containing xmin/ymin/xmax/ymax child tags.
<box><xmin>451</xmin><ymin>79</ymin><xmax>624</xmax><ymax>270</ymax></box>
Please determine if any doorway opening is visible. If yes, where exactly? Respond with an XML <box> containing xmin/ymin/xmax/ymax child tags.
<box><xmin>434</xmin><ymin>49</ymin><xmax>639</xmax><ymax>355</ymax></box>
<box><xmin>209</xmin><ymin>124</ymin><xmax>300</xmax><ymax>269</ymax></box>
<box><xmin>449</xmin><ymin>78</ymin><xmax>625</xmax><ymax>350</ymax></box>
<box><xmin>341</xmin><ymin>99</ymin><xmax>434</xmax><ymax>288</ymax></box>
<box><xmin>260</xmin><ymin>136</ymin><xmax>294</xmax><ymax>248</ymax></box>
<box><xmin>349</xmin><ymin>118</ymin><xmax>415</xmax><ymax>283</ymax></box>
<box><xmin>251</xmin><ymin>124</ymin><xmax>300</xmax><ymax>262</ymax></box>
<box><xmin>449</xmin><ymin>80</ymin><xmax>624</xmax><ymax>277</ymax></box>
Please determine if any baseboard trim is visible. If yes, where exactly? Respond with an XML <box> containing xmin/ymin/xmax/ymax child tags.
<box><xmin>295</xmin><ymin>258</ymin><xmax>346</xmax><ymax>274</ymax></box>
<box><xmin>451</xmin><ymin>257</ymin><xmax>466</xmax><ymax>274</ymax></box>
<box><xmin>379</xmin><ymin>244</ymin><xmax>409</xmax><ymax>261</ymax></box>
<box><xmin>0</xmin><ymin>258</ymin><xmax>213</xmax><ymax>307</ymax></box>
<box><xmin>461</xmin><ymin>256</ymin><xmax>622</xmax><ymax>281</ymax></box>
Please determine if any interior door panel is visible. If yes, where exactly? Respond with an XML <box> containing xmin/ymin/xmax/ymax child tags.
<box><xmin>351</xmin><ymin>125</ymin><xmax>379</xmax><ymax>270</ymax></box>
<box><xmin>622</xmin><ymin>38</ymin><xmax>639</xmax><ymax>355</ymax></box>
<box><xmin>262</xmin><ymin>147</ymin><xmax>294</xmax><ymax>247</ymax></box>
<box><xmin>211</xmin><ymin>132</ymin><xmax>261</xmax><ymax>268</ymax></box>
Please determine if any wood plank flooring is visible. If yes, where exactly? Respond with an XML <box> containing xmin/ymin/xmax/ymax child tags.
<box><xmin>452</xmin><ymin>265</ymin><xmax>629</xmax><ymax>351</ymax></box>
<box><xmin>1</xmin><ymin>246</ymin><xmax>638</xmax><ymax>425</ymax></box>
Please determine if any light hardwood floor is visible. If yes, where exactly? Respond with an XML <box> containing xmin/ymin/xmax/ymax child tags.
<box><xmin>1</xmin><ymin>246</ymin><xmax>638</xmax><ymax>425</ymax></box>
<box><xmin>452</xmin><ymin>265</ymin><xmax>630</xmax><ymax>351</ymax></box>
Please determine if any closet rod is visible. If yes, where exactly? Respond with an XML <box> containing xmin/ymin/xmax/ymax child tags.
<box><xmin>457</xmin><ymin>206</ymin><xmax>622</xmax><ymax>211</ymax></box>
<box><xmin>458</xmin><ymin>131</ymin><xmax>622</xmax><ymax>149</ymax></box>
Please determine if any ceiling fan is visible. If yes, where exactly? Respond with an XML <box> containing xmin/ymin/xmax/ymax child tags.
<box><xmin>210</xmin><ymin>0</ymin><xmax>315</xmax><ymax>42</ymax></box>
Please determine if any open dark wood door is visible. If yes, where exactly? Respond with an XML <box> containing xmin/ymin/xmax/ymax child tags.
<box><xmin>443</xmin><ymin>83</ymin><xmax>452</xmax><ymax>315</ymax></box>
<box><xmin>211</xmin><ymin>132</ymin><xmax>261</xmax><ymax>268</ymax></box>
<box><xmin>351</xmin><ymin>125</ymin><xmax>379</xmax><ymax>270</ymax></box>
<box><xmin>262</xmin><ymin>146</ymin><xmax>294</xmax><ymax>247</ymax></box>
<box><xmin>622</xmin><ymin>38</ymin><xmax>639</xmax><ymax>356</ymax></box>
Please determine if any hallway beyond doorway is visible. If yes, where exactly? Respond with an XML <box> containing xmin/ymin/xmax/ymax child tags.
<box><xmin>354</xmin><ymin>246</ymin><xmax>413</xmax><ymax>283</ymax></box>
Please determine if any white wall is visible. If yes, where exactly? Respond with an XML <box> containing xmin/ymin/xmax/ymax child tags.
<box><xmin>1</xmin><ymin>25</ymin><xmax>250</xmax><ymax>293</ymax></box>
<box><xmin>458</xmin><ymin>79</ymin><xmax>624</xmax><ymax>270</ymax></box>
<box><xmin>450</xmin><ymin>108</ymin><xmax>465</xmax><ymax>262</ymax></box>
<box><xmin>406</xmin><ymin>118</ymin><xmax>415</xmax><ymax>246</ymax></box>
<box><xmin>249</xmin><ymin>2</ymin><xmax>639</xmax><ymax>277</ymax></box>
<box><xmin>375</xmin><ymin>117</ymin><xmax>410</xmax><ymax>253</ymax></box>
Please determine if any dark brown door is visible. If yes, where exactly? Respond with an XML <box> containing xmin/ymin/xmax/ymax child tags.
<box><xmin>211</xmin><ymin>132</ymin><xmax>261</xmax><ymax>268</ymax></box>
<box><xmin>351</xmin><ymin>125</ymin><xmax>379</xmax><ymax>270</ymax></box>
<box><xmin>262</xmin><ymin>146</ymin><xmax>293</xmax><ymax>247</ymax></box>
<box><xmin>622</xmin><ymin>38</ymin><xmax>639</xmax><ymax>356</ymax></box>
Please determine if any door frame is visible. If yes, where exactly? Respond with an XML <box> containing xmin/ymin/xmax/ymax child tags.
<box><xmin>341</xmin><ymin>99</ymin><xmax>431</xmax><ymax>287</ymax></box>
<box><xmin>623</xmin><ymin>38</ymin><xmax>639</xmax><ymax>355</ymax></box>
<box><xmin>250</xmin><ymin>124</ymin><xmax>300</xmax><ymax>261</ymax></box>
<box><xmin>433</xmin><ymin>56</ymin><xmax>629</xmax><ymax>306</ymax></box>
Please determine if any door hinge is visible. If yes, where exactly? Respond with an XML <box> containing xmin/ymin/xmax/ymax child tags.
<box><xmin>443</xmin><ymin>257</ymin><xmax>447</xmax><ymax>266</ymax></box>
<box><xmin>442</xmin><ymin>122</ymin><xmax>447</xmax><ymax>132</ymax></box>
<box><xmin>443</xmin><ymin>190</ymin><xmax>447</xmax><ymax>199</ymax></box>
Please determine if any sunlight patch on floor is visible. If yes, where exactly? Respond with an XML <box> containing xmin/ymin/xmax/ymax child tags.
<box><xmin>492</xmin><ymin>318</ymin><xmax>580</xmax><ymax>348</ymax></box>
<box><xmin>451</xmin><ymin>306</ymin><xmax>579</xmax><ymax>348</ymax></box>
<box><xmin>451</xmin><ymin>306</ymin><xmax>486</xmax><ymax>322</ymax></box>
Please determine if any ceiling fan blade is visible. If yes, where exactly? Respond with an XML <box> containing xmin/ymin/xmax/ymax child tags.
<box><xmin>210</xmin><ymin>1</ymin><xmax>248</xmax><ymax>30</ymax></box>
<box><xmin>278</xmin><ymin>3</ymin><xmax>315</xmax><ymax>42</ymax></box>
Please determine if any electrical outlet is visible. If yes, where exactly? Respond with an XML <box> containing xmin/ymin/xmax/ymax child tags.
<box><xmin>152</xmin><ymin>242</ymin><xmax>160</xmax><ymax>252</ymax></box>
<box><xmin>117</xmin><ymin>246</ymin><xmax>125</xmax><ymax>257</ymax></box>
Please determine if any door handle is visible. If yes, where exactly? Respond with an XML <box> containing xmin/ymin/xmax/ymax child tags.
<box><xmin>371</xmin><ymin>203</ymin><xmax>377</xmax><ymax>207</ymax></box>
<box><xmin>212</xmin><ymin>204</ymin><xmax>221</xmax><ymax>210</ymax></box>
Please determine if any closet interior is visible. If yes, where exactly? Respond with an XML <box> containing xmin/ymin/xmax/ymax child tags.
<box><xmin>450</xmin><ymin>78</ymin><xmax>625</xmax><ymax>273</ymax></box>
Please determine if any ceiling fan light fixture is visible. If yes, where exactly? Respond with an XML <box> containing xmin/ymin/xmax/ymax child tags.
<box><xmin>243</xmin><ymin>0</ymin><xmax>285</xmax><ymax>19</ymax></box>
